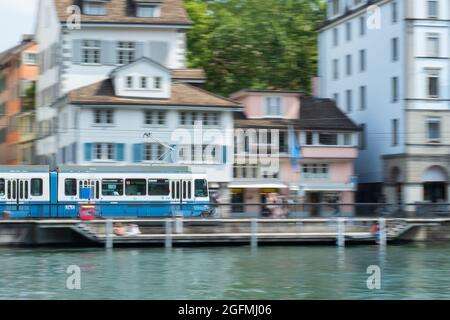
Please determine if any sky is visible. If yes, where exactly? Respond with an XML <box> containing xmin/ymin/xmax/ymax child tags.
<box><xmin>0</xmin><ymin>0</ymin><xmax>39</xmax><ymax>52</ymax></box>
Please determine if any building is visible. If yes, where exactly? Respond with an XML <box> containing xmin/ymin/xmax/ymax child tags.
<box><xmin>230</xmin><ymin>90</ymin><xmax>360</xmax><ymax>216</ymax></box>
<box><xmin>34</xmin><ymin>0</ymin><xmax>241</xmax><ymax>197</ymax></box>
<box><xmin>0</xmin><ymin>35</ymin><xmax>38</xmax><ymax>164</ymax></box>
<box><xmin>318</xmin><ymin>0</ymin><xmax>450</xmax><ymax>206</ymax></box>
<box><xmin>35</xmin><ymin>0</ymin><xmax>203</xmax><ymax>166</ymax></box>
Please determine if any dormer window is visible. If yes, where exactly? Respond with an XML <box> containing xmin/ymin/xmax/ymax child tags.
<box><xmin>140</xmin><ymin>77</ymin><xmax>147</xmax><ymax>89</ymax></box>
<box><xmin>126</xmin><ymin>76</ymin><xmax>133</xmax><ymax>89</ymax></box>
<box><xmin>265</xmin><ymin>97</ymin><xmax>283</xmax><ymax>117</ymax></box>
<box><xmin>83</xmin><ymin>1</ymin><xmax>107</xmax><ymax>16</ymax></box>
<box><xmin>154</xmin><ymin>77</ymin><xmax>162</xmax><ymax>89</ymax></box>
<box><xmin>136</xmin><ymin>5</ymin><xmax>159</xmax><ymax>18</ymax></box>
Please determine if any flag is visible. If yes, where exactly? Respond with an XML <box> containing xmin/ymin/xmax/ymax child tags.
<box><xmin>288</xmin><ymin>126</ymin><xmax>301</xmax><ymax>170</ymax></box>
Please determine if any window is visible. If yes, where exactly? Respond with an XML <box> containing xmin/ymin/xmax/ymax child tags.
<box><xmin>126</xmin><ymin>76</ymin><xmax>133</xmax><ymax>89</ymax></box>
<box><xmin>265</xmin><ymin>97</ymin><xmax>283</xmax><ymax>117</ymax></box>
<box><xmin>136</xmin><ymin>5</ymin><xmax>158</xmax><ymax>18</ymax></box>
<box><xmin>392</xmin><ymin>77</ymin><xmax>399</xmax><ymax>102</ymax></box>
<box><xmin>65</xmin><ymin>179</ymin><xmax>77</xmax><ymax>196</ymax></box>
<box><xmin>144</xmin><ymin>143</ymin><xmax>165</xmax><ymax>161</ymax></box>
<box><xmin>427</xmin><ymin>117</ymin><xmax>440</xmax><ymax>142</ymax></box>
<box><xmin>346</xmin><ymin>54</ymin><xmax>352</xmax><ymax>76</ymax></box>
<box><xmin>392</xmin><ymin>2</ymin><xmax>398</xmax><ymax>23</ymax></box>
<box><xmin>302</xmin><ymin>164</ymin><xmax>329</xmax><ymax>180</ymax></box>
<box><xmin>392</xmin><ymin>38</ymin><xmax>398</xmax><ymax>61</ymax></box>
<box><xmin>346</xmin><ymin>89</ymin><xmax>353</xmax><ymax>113</ymax></box>
<box><xmin>94</xmin><ymin>143</ymin><xmax>115</xmax><ymax>160</ymax></box>
<box><xmin>333</xmin><ymin>28</ymin><xmax>339</xmax><ymax>46</ymax></box>
<box><xmin>144</xmin><ymin>111</ymin><xmax>166</xmax><ymax>125</ymax></box>
<box><xmin>333</xmin><ymin>59</ymin><xmax>339</xmax><ymax>80</ymax></box>
<box><xmin>148</xmin><ymin>179</ymin><xmax>170</xmax><ymax>196</ymax></box>
<box><xmin>102</xmin><ymin>179</ymin><xmax>124</xmax><ymax>196</ymax></box>
<box><xmin>23</xmin><ymin>52</ymin><xmax>38</xmax><ymax>65</ymax></box>
<box><xmin>359</xmin><ymin>124</ymin><xmax>366</xmax><ymax>150</ymax></box>
<box><xmin>194</xmin><ymin>179</ymin><xmax>208</xmax><ymax>198</ymax></box>
<box><xmin>344</xmin><ymin>133</ymin><xmax>353</xmax><ymax>146</ymax></box>
<box><xmin>319</xmin><ymin>133</ymin><xmax>338</xmax><ymax>146</ymax></box>
<box><xmin>125</xmin><ymin>179</ymin><xmax>146</xmax><ymax>196</ymax></box>
<box><xmin>333</xmin><ymin>93</ymin><xmax>339</xmax><ymax>106</ymax></box>
<box><xmin>140</xmin><ymin>77</ymin><xmax>147</xmax><ymax>89</ymax></box>
<box><xmin>346</xmin><ymin>22</ymin><xmax>352</xmax><ymax>41</ymax></box>
<box><xmin>332</xmin><ymin>0</ymin><xmax>340</xmax><ymax>16</ymax></box>
<box><xmin>0</xmin><ymin>179</ymin><xmax>5</xmax><ymax>197</ymax></box>
<box><xmin>117</xmin><ymin>42</ymin><xmax>135</xmax><ymax>65</ymax></box>
<box><xmin>392</xmin><ymin>119</ymin><xmax>399</xmax><ymax>146</ymax></box>
<box><xmin>359</xmin><ymin>49</ymin><xmax>366</xmax><ymax>72</ymax></box>
<box><xmin>82</xmin><ymin>40</ymin><xmax>100</xmax><ymax>64</ymax></box>
<box><xmin>426</xmin><ymin>70</ymin><xmax>440</xmax><ymax>99</ymax></box>
<box><xmin>30</xmin><ymin>179</ymin><xmax>43</xmax><ymax>196</ymax></box>
<box><xmin>428</xmin><ymin>1</ymin><xmax>438</xmax><ymax>18</ymax></box>
<box><xmin>306</xmin><ymin>132</ymin><xmax>314</xmax><ymax>145</ymax></box>
<box><xmin>359</xmin><ymin>16</ymin><xmax>365</xmax><ymax>36</ymax></box>
<box><xmin>426</xmin><ymin>34</ymin><xmax>440</xmax><ymax>57</ymax></box>
<box><xmin>94</xmin><ymin>109</ymin><xmax>113</xmax><ymax>124</ymax></box>
<box><xmin>83</xmin><ymin>1</ymin><xmax>106</xmax><ymax>15</ymax></box>
<box><xmin>154</xmin><ymin>77</ymin><xmax>162</xmax><ymax>89</ymax></box>
<box><xmin>360</xmin><ymin>86</ymin><xmax>366</xmax><ymax>110</ymax></box>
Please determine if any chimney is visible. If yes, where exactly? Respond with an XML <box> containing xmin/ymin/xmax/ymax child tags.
<box><xmin>22</xmin><ymin>34</ymin><xmax>34</xmax><ymax>43</ymax></box>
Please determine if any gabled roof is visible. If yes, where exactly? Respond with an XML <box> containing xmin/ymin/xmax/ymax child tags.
<box><xmin>0</xmin><ymin>38</ymin><xmax>35</xmax><ymax>65</ymax></box>
<box><xmin>109</xmin><ymin>57</ymin><xmax>169</xmax><ymax>77</ymax></box>
<box><xmin>298</xmin><ymin>98</ymin><xmax>360</xmax><ymax>131</ymax></box>
<box><xmin>54</xmin><ymin>0</ymin><xmax>191</xmax><ymax>26</ymax></box>
<box><xmin>67</xmin><ymin>79</ymin><xmax>241</xmax><ymax>108</ymax></box>
<box><xmin>234</xmin><ymin>97</ymin><xmax>360</xmax><ymax>132</ymax></box>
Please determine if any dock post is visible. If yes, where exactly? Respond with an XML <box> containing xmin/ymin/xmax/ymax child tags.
<box><xmin>250</xmin><ymin>218</ymin><xmax>258</xmax><ymax>248</ymax></box>
<box><xmin>336</xmin><ymin>218</ymin><xmax>345</xmax><ymax>247</ymax></box>
<box><xmin>165</xmin><ymin>219</ymin><xmax>172</xmax><ymax>248</ymax></box>
<box><xmin>105</xmin><ymin>219</ymin><xmax>113</xmax><ymax>249</ymax></box>
<box><xmin>175</xmin><ymin>214</ymin><xmax>183</xmax><ymax>234</ymax></box>
<box><xmin>378</xmin><ymin>218</ymin><xmax>387</xmax><ymax>246</ymax></box>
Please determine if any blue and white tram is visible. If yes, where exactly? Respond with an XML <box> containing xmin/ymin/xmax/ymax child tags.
<box><xmin>0</xmin><ymin>165</ymin><xmax>212</xmax><ymax>219</ymax></box>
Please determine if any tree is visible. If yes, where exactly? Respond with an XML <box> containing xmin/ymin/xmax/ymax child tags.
<box><xmin>185</xmin><ymin>0</ymin><xmax>325</xmax><ymax>96</ymax></box>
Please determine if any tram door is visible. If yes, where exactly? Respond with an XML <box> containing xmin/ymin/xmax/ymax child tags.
<box><xmin>79</xmin><ymin>179</ymin><xmax>100</xmax><ymax>200</ymax></box>
<box><xmin>171</xmin><ymin>180</ymin><xmax>193</xmax><ymax>210</ymax></box>
<box><xmin>5</xmin><ymin>179</ymin><xmax>30</xmax><ymax>211</ymax></box>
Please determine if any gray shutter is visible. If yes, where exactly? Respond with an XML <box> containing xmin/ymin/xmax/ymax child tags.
<box><xmin>135</xmin><ymin>42</ymin><xmax>144</xmax><ymax>60</ymax></box>
<box><xmin>149</xmin><ymin>41</ymin><xmax>169</xmax><ymax>66</ymax></box>
<box><xmin>72</xmin><ymin>40</ymin><xmax>82</xmax><ymax>64</ymax></box>
<box><xmin>101</xmin><ymin>41</ymin><xmax>116</xmax><ymax>65</ymax></box>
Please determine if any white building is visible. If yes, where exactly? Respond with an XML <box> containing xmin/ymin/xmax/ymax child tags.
<box><xmin>318</xmin><ymin>0</ymin><xmax>450</xmax><ymax>206</ymax></box>
<box><xmin>34</xmin><ymin>0</ymin><xmax>242</xmax><ymax>195</ymax></box>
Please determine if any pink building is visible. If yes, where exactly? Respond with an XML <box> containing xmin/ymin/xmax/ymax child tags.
<box><xmin>230</xmin><ymin>89</ymin><xmax>360</xmax><ymax>217</ymax></box>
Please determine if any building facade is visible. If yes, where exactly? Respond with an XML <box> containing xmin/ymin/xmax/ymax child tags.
<box><xmin>318</xmin><ymin>0</ymin><xmax>450</xmax><ymax>206</ymax></box>
<box><xmin>0</xmin><ymin>36</ymin><xmax>38</xmax><ymax>164</ymax></box>
<box><xmin>231</xmin><ymin>90</ymin><xmax>359</xmax><ymax>216</ymax></box>
<box><xmin>35</xmin><ymin>0</ymin><xmax>199</xmax><ymax>166</ymax></box>
<box><xmin>34</xmin><ymin>0</ymin><xmax>241</xmax><ymax>197</ymax></box>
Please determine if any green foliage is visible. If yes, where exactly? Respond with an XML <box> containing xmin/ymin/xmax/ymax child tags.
<box><xmin>22</xmin><ymin>81</ymin><xmax>36</xmax><ymax>111</ymax></box>
<box><xmin>185</xmin><ymin>0</ymin><xmax>325</xmax><ymax>96</ymax></box>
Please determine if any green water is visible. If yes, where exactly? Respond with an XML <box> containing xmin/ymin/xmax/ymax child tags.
<box><xmin>0</xmin><ymin>244</ymin><xmax>449</xmax><ymax>300</ymax></box>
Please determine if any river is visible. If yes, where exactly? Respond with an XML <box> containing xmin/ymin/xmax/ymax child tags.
<box><xmin>1</xmin><ymin>244</ymin><xmax>449</xmax><ymax>299</ymax></box>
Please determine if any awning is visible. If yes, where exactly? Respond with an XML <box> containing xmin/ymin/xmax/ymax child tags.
<box><xmin>299</xmin><ymin>182</ymin><xmax>355</xmax><ymax>192</ymax></box>
<box><xmin>228</xmin><ymin>182</ymin><xmax>288</xmax><ymax>189</ymax></box>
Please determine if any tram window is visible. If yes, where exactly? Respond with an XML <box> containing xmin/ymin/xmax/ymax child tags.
<box><xmin>24</xmin><ymin>181</ymin><xmax>29</xmax><ymax>199</ymax></box>
<box><xmin>65</xmin><ymin>179</ymin><xmax>77</xmax><ymax>196</ymax></box>
<box><xmin>12</xmin><ymin>180</ymin><xmax>16</xmax><ymax>199</ymax></box>
<box><xmin>187</xmin><ymin>181</ymin><xmax>192</xmax><ymax>199</ymax></box>
<box><xmin>7</xmin><ymin>181</ymin><xmax>11</xmax><ymax>199</ymax></box>
<box><xmin>31</xmin><ymin>179</ymin><xmax>43</xmax><ymax>196</ymax></box>
<box><xmin>0</xmin><ymin>179</ymin><xmax>5</xmax><ymax>196</ymax></box>
<box><xmin>19</xmin><ymin>181</ymin><xmax>24</xmax><ymax>199</ymax></box>
<box><xmin>102</xmin><ymin>179</ymin><xmax>123</xmax><ymax>196</ymax></box>
<box><xmin>194</xmin><ymin>179</ymin><xmax>208</xmax><ymax>198</ymax></box>
<box><xmin>125</xmin><ymin>179</ymin><xmax>146</xmax><ymax>196</ymax></box>
<box><xmin>171</xmin><ymin>181</ymin><xmax>175</xmax><ymax>199</ymax></box>
<box><xmin>148</xmin><ymin>179</ymin><xmax>170</xmax><ymax>196</ymax></box>
<box><xmin>182</xmin><ymin>181</ymin><xmax>186</xmax><ymax>199</ymax></box>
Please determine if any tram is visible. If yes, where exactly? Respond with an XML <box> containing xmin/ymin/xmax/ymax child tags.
<box><xmin>0</xmin><ymin>165</ymin><xmax>211</xmax><ymax>219</ymax></box>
